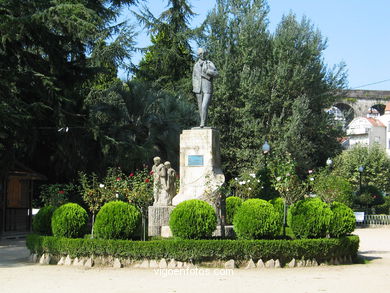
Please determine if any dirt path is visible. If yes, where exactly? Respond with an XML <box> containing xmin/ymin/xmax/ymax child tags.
<box><xmin>1</xmin><ymin>228</ymin><xmax>390</xmax><ymax>293</ymax></box>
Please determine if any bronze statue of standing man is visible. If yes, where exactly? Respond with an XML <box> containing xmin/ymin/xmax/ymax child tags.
<box><xmin>192</xmin><ymin>48</ymin><xmax>218</xmax><ymax>127</ymax></box>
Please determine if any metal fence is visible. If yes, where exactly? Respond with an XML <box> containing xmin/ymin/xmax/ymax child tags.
<box><xmin>360</xmin><ymin>215</ymin><xmax>390</xmax><ymax>225</ymax></box>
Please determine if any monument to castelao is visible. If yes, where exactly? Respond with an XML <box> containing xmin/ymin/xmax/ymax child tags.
<box><xmin>148</xmin><ymin>48</ymin><xmax>225</xmax><ymax>237</ymax></box>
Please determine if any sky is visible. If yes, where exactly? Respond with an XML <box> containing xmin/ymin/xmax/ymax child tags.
<box><xmin>122</xmin><ymin>0</ymin><xmax>390</xmax><ymax>90</ymax></box>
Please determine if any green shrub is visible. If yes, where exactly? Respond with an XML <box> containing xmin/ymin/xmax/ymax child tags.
<box><xmin>329</xmin><ymin>202</ymin><xmax>356</xmax><ymax>238</ymax></box>
<box><xmin>51</xmin><ymin>203</ymin><xmax>88</xmax><ymax>238</ymax></box>
<box><xmin>269</xmin><ymin>197</ymin><xmax>285</xmax><ymax>226</ymax></box>
<box><xmin>289</xmin><ymin>198</ymin><xmax>332</xmax><ymax>239</ymax></box>
<box><xmin>32</xmin><ymin>206</ymin><xmax>56</xmax><ymax>235</ymax></box>
<box><xmin>93</xmin><ymin>201</ymin><xmax>141</xmax><ymax>240</ymax></box>
<box><xmin>233</xmin><ymin>199</ymin><xmax>280</xmax><ymax>239</ymax></box>
<box><xmin>226</xmin><ymin>196</ymin><xmax>243</xmax><ymax>225</ymax></box>
<box><xmin>313</xmin><ymin>174</ymin><xmax>354</xmax><ymax>207</ymax></box>
<box><xmin>375</xmin><ymin>196</ymin><xmax>390</xmax><ymax>214</ymax></box>
<box><xmin>169</xmin><ymin>199</ymin><xmax>217</xmax><ymax>239</ymax></box>
<box><xmin>26</xmin><ymin>234</ymin><xmax>360</xmax><ymax>264</ymax></box>
<box><xmin>356</xmin><ymin>185</ymin><xmax>385</xmax><ymax>209</ymax></box>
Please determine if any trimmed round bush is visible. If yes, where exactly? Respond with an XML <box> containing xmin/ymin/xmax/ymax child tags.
<box><xmin>51</xmin><ymin>203</ymin><xmax>88</xmax><ymax>238</ymax></box>
<box><xmin>289</xmin><ymin>198</ymin><xmax>332</xmax><ymax>239</ymax></box>
<box><xmin>32</xmin><ymin>205</ymin><xmax>56</xmax><ymax>235</ymax></box>
<box><xmin>169</xmin><ymin>199</ymin><xmax>217</xmax><ymax>239</ymax></box>
<box><xmin>269</xmin><ymin>197</ymin><xmax>285</xmax><ymax>226</ymax></box>
<box><xmin>233</xmin><ymin>199</ymin><xmax>280</xmax><ymax>239</ymax></box>
<box><xmin>93</xmin><ymin>201</ymin><xmax>141</xmax><ymax>240</ymax></box>
<box><xmin>226</xmin><ymin>196</ymin><xmax>243</xmax><ymax>225</ymax></box>
<box><xmin>329</xmin><ymin>201</ymin><xmax>356</xmax><ymax>238</ymax></box>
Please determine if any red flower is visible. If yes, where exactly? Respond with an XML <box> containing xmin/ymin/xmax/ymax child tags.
<box><xmin>145</xmin><ymin>178</ymin><xmax>150</xmax><ymax>183</ymax></box>
<box><xmin>116</xmin><ymin>177</ymin><xmax>121</xmax><ymax>181</ymax></box>
<box><xmin>149</xmin><ymin>171</ymin><xmax>154</xmax><ymax>175</ymax></box>
<box><xmin>58</xmin><ymin>190</ymin><xmax>65</xmax><ymax>194</ymax></box>
<box><xmin>129</xmin><ymin>173</ymin><xmax>134</xmax><ymax>177</ymax></box>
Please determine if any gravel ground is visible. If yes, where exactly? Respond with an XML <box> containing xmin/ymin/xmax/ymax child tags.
<box><xmin>1</xmin><ymin>228</ymin><xmax>390</xmax><ymax>293</ymax></box>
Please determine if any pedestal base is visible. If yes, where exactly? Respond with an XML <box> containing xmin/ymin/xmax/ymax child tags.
<box><xmin>172</xmin><ymin>128</ymin><xmax>225</xmax><ymax>206</ymax></box>
<box><xmin>148</xmin><ymin>206</ymin><xmax>174</xmax><ymax>237</ymax></box>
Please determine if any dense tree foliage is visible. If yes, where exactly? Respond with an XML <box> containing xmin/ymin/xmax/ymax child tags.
<box><xmin>2</xmin><ymin>0</ymin><xmax>349</xmax><ymax>190</ymax></box>
<box><xmin>198</xmin><ymin>0</ymin><xmax>346</xmax><ymax>178</ymax></box>
<box><xmin>0</xmin><ymin>0</ymin><xmax>139</xmax><ymax>180</ymax></box>
<box><xmin>134</xmin><ymin>0</ymin><xmax>194</xmax><ymax>93</ymax></box>
<box><xmin>86</xmin><ymin>80</ymin><xmax>196</xmax><ymax>171</ymax></box>
<box><xmin>332</xmin><ymin>144</ymin><xmax>390</xmax><ymax>193</ymax></box>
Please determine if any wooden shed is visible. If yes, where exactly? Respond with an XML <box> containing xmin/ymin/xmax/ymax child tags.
<box><xmin>0</xmin><ymin>164</ymin><xmax>46</xmax><ymax>236</ymax></box>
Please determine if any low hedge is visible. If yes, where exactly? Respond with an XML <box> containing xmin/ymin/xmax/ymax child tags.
<box><xmin>26</xmin><ymin>234</ymin><xmax>359</xmax><ymax>264</ymax></box>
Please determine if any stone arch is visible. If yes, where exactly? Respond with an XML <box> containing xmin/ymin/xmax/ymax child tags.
<box><xmin>333</xmin><ymin>103</ymin><xmax>355</xmax><ymax>124</ymax></box>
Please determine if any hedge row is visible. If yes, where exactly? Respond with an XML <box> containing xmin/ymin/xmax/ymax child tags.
<box><xmin>26</xmin><ymin>234</ymin><xmax>359</xmax><ymax>263</ymax></box>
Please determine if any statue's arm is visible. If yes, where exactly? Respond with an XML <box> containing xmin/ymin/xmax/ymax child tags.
<box><xmin>206</xmin><ymin>61</ymin><xmax>218</xmax><ymax>78</ymax></box>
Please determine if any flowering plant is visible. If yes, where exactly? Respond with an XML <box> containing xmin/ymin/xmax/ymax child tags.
<box><xmin>79</xmin><ymin>167</ymin><xmax>154</xmax><ymax>215</ymax></box>
<box><xmin>269</xmin><ymin>152</ymin><xmax>306</xmax><ymax>205</ymax></box>
<box><xmin>229</xmin><ymin>171</ymin><xmax>262</xmax><ymax>199</ymax></box>
<box><xmin>38</xmin><ymin>183</ymin><xmax>78</xmax><ymax>207</ymax></box>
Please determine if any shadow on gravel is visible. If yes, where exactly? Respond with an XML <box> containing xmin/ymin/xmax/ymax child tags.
<box><xmin>0</xmin><ymin>240</ymin><xmax>33</xmax><ymax>268</ymax></box>
<box><xmin>356</xmin><ymin>253</ymin><xmax>382</xmax><ymax>263</ymax></box>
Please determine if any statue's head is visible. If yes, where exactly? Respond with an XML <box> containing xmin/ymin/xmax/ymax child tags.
<box><xmin>153</xmin><ymin>156</ymin><xmax>161</xmax><ymax>165</ymax></box>
<box><xmin>198</xmin><ymin>48</ymin><xmax>207</xmax><ymax>60</ymax></box>
<box><xmin>164</xmin><ymin>161</ymin><xmax>171</xmax><ymax>169</ymax></box>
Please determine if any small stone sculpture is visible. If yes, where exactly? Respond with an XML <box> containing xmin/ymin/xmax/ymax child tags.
<box><xmin>152</xmin><ymin>157</ymin><xmax>177</xmax><ymax>206</ymax></box>
<box><xmin>164</xmin><ymin>161</ymin><xmax>176</xmax><ymax>205</ymax></box>
<box><xmin>152</xmin><ymin>157</ymin><xmax>166</xmax><ymax>206</ymax></box>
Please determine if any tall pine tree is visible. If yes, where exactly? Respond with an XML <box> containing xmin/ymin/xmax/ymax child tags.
<box><xmin>199</xmin><ymin>0</ymin><xmax>346</xmax><ymax>178</ymax></box>
<box><xmin>0</xmin><ymin>0</ymin><xmax>139</xmax><ymax>180</ymax></box>
<box><xmin>134</xmin><ymin>0</ymin><xmax>194</xmax><ymax>93</ymax></box>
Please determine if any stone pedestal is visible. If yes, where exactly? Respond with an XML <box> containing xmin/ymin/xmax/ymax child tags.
<box><xmin>172</xmin><ymin>128</ymin><xmax>225</xmax><ymax>206</ymax></box>
<box><xmin>148</xmin><ymin>206</ymin><xmax>174</xmax><ymax>237</ymax></box>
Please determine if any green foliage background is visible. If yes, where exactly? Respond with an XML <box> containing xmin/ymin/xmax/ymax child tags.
<box><xmin>1</xmin><ymin>0</ymin><xmax>347</xmax><ymax>200</ymax></box>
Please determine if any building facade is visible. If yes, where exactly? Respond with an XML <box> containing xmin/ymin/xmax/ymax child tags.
<box><xmin>346</xmin><ymin>102</ymin><xmax>390</xmax><ymax>156</ymax></box>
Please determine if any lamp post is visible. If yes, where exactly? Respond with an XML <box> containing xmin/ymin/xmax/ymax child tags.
<box><xmin>326</xmin><ymin>158</ymin><xmax>333</xmax><ymax>169</ymax></box>
<box><xmin>262</xmin><ymin>141</ymin><xmax>270</xmax><ymax>169</ymax></box>
<box><xmin>358</xmin><ymin>166</ymin><xmax>364</xmax><ymax>195</ymax></box>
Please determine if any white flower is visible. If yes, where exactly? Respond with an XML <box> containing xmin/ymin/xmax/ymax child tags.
<box><xmin>276</xmin><ymin>177</ymin><xmax>281</xmax><ymax>181</ymax></box>
<box><xmin>239</xmin><ymin>181</ymin><xmax>245</xmax><ymax>185</ymax></box>
<box><xmin>257</xmin><ymin>180</ymin><xmax>260</xmax><ymax>182</ymax></box>
<box><xmin>246</xmin><ymin>180</ymin><xmax>250</xmax><ymax>183</ymax></box>
<box><xmin>248</xmin><ymin>187</ymin><xmax>252</xmax><ymax>190</ymax></box>
<box><xmin>308</xmin><ymin>170</ymin><xmax>313</xmax><ymax>174</ymax></box>
<box><xmin>115</xmin><ymin>193</ymin><xmax>119</xmax><ymax>198</ymax></box>
<box><xmin>286</xmin><ymin>173</ymin><xmax>291</xmax><ymax>177</ymax></box>
<box><xmin>310</xmin><ymin>177</ymin><xmax>314</xmax><ymax>181</ymax></box>
<box><xmin>99</xmin><ymin>184</ymin><xmax>105</xmax><ymax>188</ymax></box>
<box><xmin>235</xmin><ymin>177</ymin><xmax>238</xmax><ymax>181</ymax></box>
<box><xmin>250</xmin><ymin>173</ymin><xmax>256</xmax><ymax>178</ymax></box>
